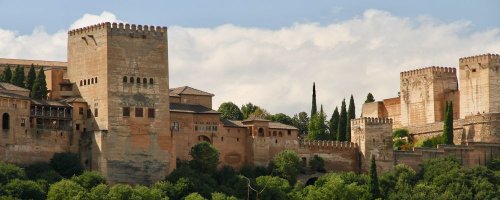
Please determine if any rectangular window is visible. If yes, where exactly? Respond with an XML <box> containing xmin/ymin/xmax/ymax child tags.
<box><xmin>76</xmin><ymin>124</ymin><xmax>80</xmax><ymax>131</ymax></box>
<box><xmin>148</xmin><ymin>108</ymin><xmax>155</xmax><ymax>118</ymax></box>
<box><xmin>20</xmin><ymin>118</ymin><xmax>25</xmax><ymax>127</ymax></box>
<box><xmin>79</xmin><ymin>107</ymin><xmax>83</xmax><ymax>115</ymax></box>
<box><xmin>135</xmin><ymin>107</ymin><xmax>143</xmax><ymax>117</ymax></box>
<box><xmin>94</xmin><ymin>108</ymin><xmax>98</xmax><ymax>117</ymax></box>
<box><xmin>123</xmin><ymin>107</ymin><xmax>130</xmax><ymax>117</ymax></box>
<box><xmin>171</xmin><ymin>122</ymin><xmax>179</xmax><ymax>131</ymax></box>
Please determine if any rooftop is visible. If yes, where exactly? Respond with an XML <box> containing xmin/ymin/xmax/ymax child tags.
<box><xmin>170</xmin><ymin>103</ymin><xmax>219</xmax><ymax>114</ymax></box>
<box><xmin>0</xmin><ymin>58</ymin><xmax>67</xmax><ymax>69</ymax></box>
<box><xmin>170</xmin><ymin>86</ymin><xmax>214</xmax><ymax>97</ymax></box>
<box><xmin>0</xmin><ymin>82</ymin><xmax>30</xmax><ymax>93</ymax></box>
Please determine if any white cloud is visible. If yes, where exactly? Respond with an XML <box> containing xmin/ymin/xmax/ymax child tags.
<box><xmin>1</xmin><ymin>10</ymin><xmax>500</xmax><ymax>117</ymax></box>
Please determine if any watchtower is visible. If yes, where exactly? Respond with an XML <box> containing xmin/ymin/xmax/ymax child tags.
<box><xmin>67</xmin><ymin>22</ymin><xmax>172</xmax><ymax>185</ymax></box>
<box><xmin>400</xmin><ymin>67</ymin><xmax>459</xmax><ymax>126</ymax></box>
<box><xmin>459</xmin><ymin>54</ymin><xmax>500</xmax><ymax>118</ymax></box>
<box><xmin>351</xmin><ymin>117</ymin><xmax>394</xmax><ymax>173</ymax></box>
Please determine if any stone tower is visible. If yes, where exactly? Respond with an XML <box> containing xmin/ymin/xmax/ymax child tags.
<box><xmin>459</xmin><ymin>54</ymin><xmax>500</xmax><ymax>118</ymax></box>
<box><xmin>400</xmin><ymin>67</ymin><xmax>459</xmax><ymax>126</ymax></box>
<box><xmin>67</xmin><ymin>22</ymin><xmax>172</xmax><ymax>185</ymax></box>
<box><xmin>351</xmin><ymin>117</ymin><xmax>393</xmax><ymax>173</ymax></box>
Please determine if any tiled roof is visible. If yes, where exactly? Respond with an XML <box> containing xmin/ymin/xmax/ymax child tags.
<box><xmin>0</xmin><ymin>91</ymin><xmax>30</xmax><ymax>99</ymax></box>
<box><xmin>31</xmin><ymin>99</ymin><xmax>72</xmax><ymax>107</ymax></box>
<box><xmin>170</xmin><ymin>86</ymin><xmax>214</xmax><ymax>96</ymax></box>
<box><xmin>221</xmin><ymin>119</ymin><xmax>246</xmax><ymax>128</ymax></box>
<box><xmin>0</xmin><ymin>82</ymin><xmax>30</xmax><ymax>93</ymax></box>
<box><xmin>170</xmin><ymin>103</ymin><xmax>219</xmax><ymax>114</ymax></box>
<box><xmin>60</xmin><ymin>96</ymin><xmax>87</xmax><ymax>103</ymax></box>
<box><xmin>0</xmin><ymin>58</ymin><xmax>67</xmax><ymax>68</ymax></box>
<box><xmin>242</xmin><ymin>115</ymin><xmax>270</xmax><ymax>122</ymax></box>
<box><xmin>269</xmin><ymin>122</ymin><xmax>298</xmax><ymax>130</ymax></box>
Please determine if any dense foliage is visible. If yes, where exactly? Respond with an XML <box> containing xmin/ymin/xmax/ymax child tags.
<box><xmin>31</xmin><ymin>67</ymin><xmax>48</xmax><ymax>99</ymax></box>
<box><xmin>217</xmin><ymin>102</ymin><xmax>244</xmax><ymax>120</ymax></box>
<box><xmin>443</xmin><ymin>101</ymin><xmax>454</xmax><ymax>145</ymax></box>
<box><xmin>346</xmin><ymin>95</ymin><xmax>355</xmax><ymax>141</ymax></box>
<box><xmin>337</xmin><ymin>99</ymin><xmax>348</xmax><ymax>141</ymax></box>
<box><xmin>365</xmin><ymin>93</ymin><xmax>375</xmax><ymax>103</ymax></box>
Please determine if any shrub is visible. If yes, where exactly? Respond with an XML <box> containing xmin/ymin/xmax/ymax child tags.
<box><xmin>25</xmin><ymin>162</ymin><xmax>61</xmax><ymax>184</ymax></box>
<box><xmin>4</xmin><ymin>179</ymin><xmax>45</xmax><ymax>200</ymax></box>
<box><xmin>71</xmin><ymin>171</ymin><xmax>106</xmax><ymax>190</ymax></box>
<box><xmin>309</xmin><ymin>155</ymin><xmax>326</xmax><ymax>172</ymax></box>
<box><xmin>47</xmin><ymin>179</ymin><xmax>87</xmax><ymax>200</ymax></box>
<box><xmin>393</xmin><ymin>128</ymin><xmax>409</xmax><ymax>138</ymax></box>
<box><xmin>0</xmin><ymin>162</ymin><xmax>26</xmax><ymax>185</ymax></box>
<box><xmin>50</xmin><ymin>152</ymin><xmax>83</xmax><ymax>178</ymax></box>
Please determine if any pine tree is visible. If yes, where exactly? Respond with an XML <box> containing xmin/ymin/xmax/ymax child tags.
<box><xmin>346</xmin><ymin>95</ymin><xmax>355</xmax><ymax>141</ymax></box>
<box><xmin>337</xmin><ymin>99</ymin><xmax>347</xmax><ymax>141</ymax></box>
<box><xmin>26</xmin><ymin>64</ymin><xmax>36</xmax><ymax>90</ymax></box>
<box><xmin>311</xmin><ymin>82</ymin><xmax>317</xmax><ymax>117</ymax></box>
<box><xmin>329</xmin><ymin>107</ymin><xmax>339</xmax><ymax>141</ymax></box>
<box><xmin>369</xmin><ymin>155</ymin><xmax>381</xmax><ymax>199</ymax></box>
<box><xmin>443</xmin><ymin>101</ymin><xmax>454</xmax><ymax>145</ymax></box>
<box><xmin>318</xmin><ymin>105</ymin><xmax>327</xmax><ymax>140</ymax></box>
<box><xmin>31</xmin><ymin>67</ymin><xmax>48</xmax><ymax>100</ymax></box>
<box><xmin>2</xmin><ymin>65</ymin><xmax>12</xmax><ymax>83</ymax></box>
<box><xmin>11</xmin><ymin>65</ymin><xmax>25</xmax><ymax>87</ymax></box>
<box><xmin>365</xmin><ymin>93</ymin><xmax>375</xmax><ymax>103</ymax></box>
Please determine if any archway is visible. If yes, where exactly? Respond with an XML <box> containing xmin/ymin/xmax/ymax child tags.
<box><xmin>305</xmin><ymin>177</ymin><xmax>318</xmax><ymax>186</ymax></box>
<box><xmin>2</xmin><ymin>113</ymin><xmax>9</xmax><ymax>130</ymax></box>
<box><xmin>198</xmin><ymin>135</ymin><xmax>211</xmax><ymax>143</ymax></box>
<box><xmin>258</xmin><ymin>128</ymin><xmax>264</xmax><ymax>137</ymax></box>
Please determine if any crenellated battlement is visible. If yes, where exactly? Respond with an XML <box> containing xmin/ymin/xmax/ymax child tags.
<box><xmin>459</xmin><ymin>53</ymin><xmax>500</xmax><ymax>64</ymax></box>
<box><xmin>299</xmin><ymin>140</ymin><xmax>357</xmax><ymax>149</ymax></box>
<box><xmin>400</xmin><ymin>66</ymin><xmax>456</xmax><ymax>77</ymax></box>
<box><xmin>68</xmin><ymin>22</ymin><xmax>167</xmax><ymax>37</ymax></box>
<box><xmin>351</xmin><ymin>117</ymin><xmax>393</xmax><ymax>125</ymax></box>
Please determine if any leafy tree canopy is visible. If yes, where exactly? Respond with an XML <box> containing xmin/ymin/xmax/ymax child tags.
<box><xmin>218</xmin><ymin>102</ymin><xmax>244</xmax><ymax>120</ymax></box>
<box><xmin>189</xmin><ymin>142</ymin><xmax>220</xmax><ymax>174</ymax></box>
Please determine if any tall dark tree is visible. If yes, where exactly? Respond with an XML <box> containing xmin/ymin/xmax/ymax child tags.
<box><xmin>365</xmin><ymin>93</ymin><xmax>375</xmax><ymax>103</ymax></box>
<box><xmin>292</xmin><ymin>112</ymin><xmax>309</xmax><ymax>135</ymax></box>
<box><xmin>337</xmin><ymin>99</ymin><xmax>347</xmax><ymax>141</ymax></box>
<box><xmin>2</xmin><ymin>65</ymin><xmax>13</xmax><ymax>83</ymax></box>
<box><xmin>311</xmin><ymin>82</ymin><xmax>317</xmax><ymax>117</ymax></box>
<box><xmin>318</xmin><ymin>105</ymin><xmax>327</xmax><ymax>140</ymax></box>
<box><xmin>443</xmin><ymin>101</ymin><xmax>454</xmax><ymax>145</ymax></box>
<box><xmin>11</xmin><ymin>65</ymin><xmax>25</xmax><ymax>87</ymax></box>
<box><xmin>329</xmin><ymin>107</ymin><xmax>339</xmax><ymax>141</ymax></box>
<box><xmin>346</xmin><ymin>95</ymin><xmax>356</xmax><ymax>141</ymax></box>
<box><xmin>369</xmin><ymin>155</ymin><xmax>381</xmax><ymax>199</ymax></box>
<box><xmin>26</xmin><ymin>64</ymin><xmax>36</xmax><ymax>90</ymax></box>
<box><xmin>30</xmin><ymin>67</ymin><xmax>48</xmax><ymax>100</ymax></box>
<box><xmin>218</xmin><ymin>102</ymin><xmax>244</xmax><ymax>120</ymax></box>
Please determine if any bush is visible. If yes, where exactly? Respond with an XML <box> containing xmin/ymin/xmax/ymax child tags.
<box><xmin>415</xmin><ymin>136</ymin><xmax>443</xmax><ymax>148</ymax></box>
<box><xmin>107</xmin><ymin>184</ymin><xmax>133</xmax><ymax>200</ymax></box>
<box><xmin>47</xmin><ymin>179</ymin><xmax>87</xmax><ymax>200</ymax></box>
<box><xmin>71</xmin><ymin>171</ymin><xmax>106</xmax><ymax>190</ymax></box>
<box><xmin>309</xmin><ymin>155</ymin><xmax>326</xmax><ymax>172</ymax></box>
<box><xmin>88</xmin><ymin>184</ymin><xmax>109</xmax><ymax>200</ymax></box>
<box><xmin>0</xmin><ymin>162</ymin><xmax>26</xmax><ymax>185</ymax></box>
<box><xmin>393</xmin><ymin>138</ymin><xmax>407</xmax><ymax>150</ymax></box>
<box><xmin>4</xmin><ymin>179</ymin><xmax>45</xmax><ymax>200</ymax></box>
<box><xmin>184</xmin><ymin>192</ymin><xmax>206</xmax><ymax>200</ymax></box>
<box><xmin>25</xmin><ymin>162</ymin><xmax>62</xmax><ymax>184</ymax></box>
<box><xmin>50</xmin><ymin>152</ymin><xmax>83</xmax><ymax>178</ymax></box>
<box><xmin>486</xmin><ymin>157</ymin><xmax>500</xmax><ymax>171</ymax></box>
<box><xmin>393</xmin><ymin>129</ymin><xmax>409</xmax><ymax>138</ymax></box>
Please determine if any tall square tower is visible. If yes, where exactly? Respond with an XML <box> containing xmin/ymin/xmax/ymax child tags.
<box><xmin>67</xmin><ymin>22</ymin><xmax>172</xmax><ymax>185</ymax></box>
<box><xmin>459</xmin><ymin>54</ymin><xmax>500</xmax><ymax>118</ymax></box>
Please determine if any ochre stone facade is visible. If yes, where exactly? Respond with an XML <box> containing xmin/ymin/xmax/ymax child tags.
<box><xmin>0</xmin><ymin>21</ymin><xmax>499</xmax><ymax>184</ymax></box>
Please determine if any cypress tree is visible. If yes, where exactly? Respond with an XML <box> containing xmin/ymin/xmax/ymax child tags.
<box><xmin>311</xmin><ymin>82</ymin><xmax>317</xmax><ymax>117</ymax></box>
<box><xmin>318</xmin><ymin>105</ymin><xmax>327</xmax><ymax>140</ymax></box>
<box><xmin>337</xmin><ymin>99</ymin><xmax>347</xmax><ymax>141</ymax></box>
<box><xmin>443</xmin><ymin>101</ymin><xmax>454</xmax><ymax>145</ymax></box>
<box><xmin>346</xmin><ymin>95</ymin><xmax>355</xmax><ymax>141</ymax></box>
<box><xmin>307</xmin><ymin>113</ymin><xmax>319</xmax><ymax>140</ymax></box>
<box><xmin>31</xmin><ymin>67</ymin><xmax>48</xmax><ymax>100</ymax></box>
<box><xmin>11</xmin><ymin>65</ymin><xmax>25</xmax><ymax>87</ymax></box>
<box><xmin>26</xmin><ymin>64</ymin><xmax>36</xmax><ymax>90</ymax></box>
<box><xmin>2</xmin><ymin>65</ymin><xmax>12</xmax><ymax>83</ymax></box>
<box><xmin>329</xmin><ymin>107</ymin><xmax>339</xmax><ymax>141</ymax></box>
<box><xmin>369</xmin><ymin>155</ymin><xmax>381</xmax><ymax>199</ymax></box>
<box><xmin>365</xmin><ymin>93</ymin><xmax>375</xmax><ymax>103</ymax></box>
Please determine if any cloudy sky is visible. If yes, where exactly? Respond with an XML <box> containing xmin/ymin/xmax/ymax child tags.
<box><xmin>1</xmin><ymin>0</ymin><xmax>499</xmax><ymax>117</ymax></box>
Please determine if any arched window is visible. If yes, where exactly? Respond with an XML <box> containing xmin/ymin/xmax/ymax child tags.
<box><xmin>91</xmin><ymin>78</ymin><xmax>94</xmax><ymax>84</ymax></box>
<box><xmin>2</xmin><ymin>113</ymin><xmax>9</xmax><ymax>130</ymax></box>
<box><xmin>137</xmin><ymin>77</ymin><xmax>141</xmax><ymax>83</ymax></box>
<box><xmin>80</xmin><ymin>80</ymin><xmax>82</xmax><ymax>86</ymax></box>
<box><xmin>95</xmin><ymin>77</ymin><xmax>98</xmax><ymax>83</ymax></box>
<box><xmin>149</xmin><ymin>78</ymin><xmax>154</xmax><ymax>84</ymax></box>
<box><xmin>130</xmin><ymin>77</ymin><xmax>134</xmax><ymax>83</ymax></box>
<box><xmin>278</xmin><ymin>131</ymin><xmax>283</xmax><ymax>137</ymax></box>
<box><xmin>143</xmin><ymin>78</ymin><xmax>147</xmax><ymax>84</ymax></box>
<box><xmin>87</xmin><ymin>79</ymin><xmax>90</xmax><ymax>85</ymax></box>
<box><xmin>123</xmin><ymin>76</ymin><xmax>127</xmax><ymax>83</ymax></box>
<box><xmin>258</xmin><ymin>128</ymin><xmax>264</xmax><ymax>137</ymax></box>
<box><xmin>84</xmin><ymin>80</ymin><xmax>86</xmax><ymax>85</ymax></box>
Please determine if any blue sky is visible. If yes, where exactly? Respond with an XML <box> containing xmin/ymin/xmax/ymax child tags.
<box><xmin>0</xmin><ymin>1</ymin><xmax>499</xmax><ymax>116</ymax></box>
<box><xmin>1</xmin><ymin>0</ymin><xmax>499</xmax><ymax>34</ymax></box>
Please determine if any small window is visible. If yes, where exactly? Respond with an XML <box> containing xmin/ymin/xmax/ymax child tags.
<box><xmin>20</xmin><ymin>118</ymin><xmax>25</xmax><ymax>127</ymax></box>
<box><xmin>130</xmin><ymin>77</ymin><xmax>134</xmax><ymax>83</ymax></box>
<box><xmin>171</xmin><ymin>122</ymin><xmax>179</xmax><ymax>131</ymax></box>
<box><xmin>94</xmin><ymin>108</ymin><xmax>98</xmax><ymax>117</ymax></box>
<box><xmin>76</xmin><ymin>124</ymin><xmax>80</xmax><ymax>130</ymax></box>
<box><xmin>288</xmin><ymin>130</ymin><xmax>291</xmax><ymax>136</ymax></box>
<box><xmin>279</xmin><ymin>131</ymin><xmax>283</xmax><ymax>137</ymax></box>
<box><xmin>135</xmin><ymin>107</ymin><xmax>143</xmax><ymax>117</ymax></box>
<box><xmin>149</xmin><ymin>78</ymin><xmax>154</xmax><ymax>84</ymax></box>
<box><xmin>2</xmin><ymin>113</ymin><xmax>9</xmax><ymax>129</ymax></box>
<box><xmin>221</xmin><ymin>137</ymin><xmax>224</xmax><ymax>141</ymax></box>
<box><xmin>148</xmin><ymin>108</ymin><xmax>155</xmax><ymax>118</ymax></box>
<box><xmin>137</xmin><ymin>77</ymin><xmax>141</xmax><ymax>84</ymax></box>
<box><xmin>91</xmin><ymin>78</ymin><xmax>94</xmax><ymax>84</ymax></box>
<box><xmin>84</xmin><ymin>80</ymin><xmax>86</xmax><ymax>85</ymax></box>
<box><xmin>87</xmin><ymin>79</ymin><xmax>90</xmax><ymax>85</ymax></box>
<box><xmin>143</xmin><ymin>78</ymin><xmax>147</xmax><ymax>84</ymax></box>
<box><xmin>123</xmin><ymin>107</ymin><xmax>130</xmax><ymax>117</ymax></box>
<box><xmin>80</xmin><ymin>80</ymin><xmax>83</xmax><ymax>86</ymax></box>
<box><xmin>237</xmin><ymin>138</ymin><xmax>239</xmax><ymax>142</ymax></box>
<box><xmin>472</xmin><ymin>69</ymin><xmax>477</xmax><ymax>72</ymax></box>
<box><xmin>95</xmin><ymin>77</ymin><xmax>98</xmax><ymax>83</ymax></box>
<box><xmin>79</xmin><ymin>107</ymin><xmax>84</xmax><ymax>115</ymax></box>
<box><xmin>123</xmin><ymin>76</ymin><xmax>127</xmax><ymax>83</ymax></box>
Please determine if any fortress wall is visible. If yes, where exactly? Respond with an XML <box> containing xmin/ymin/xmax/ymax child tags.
<box><xmin>296</xmin><ymin>141</ymin><xmax>359</xmax><ymax>172</ymax></box>
<box><xmin>361</xmin><ymin>102</ymin><xmax>385</xmax><ymax>118</ymax></box>
<box><xmin>383</xmin><ymin>97</ymin><xmax>402</xmax><ymax>128</ymax></box>
<box><xmin>407</xmin><ymin>119</ymin><xmax>466</xmax><ymax>144</ymax></box>
<box><xmin>463</xmin><ymin>113</ymin><xmax>500</xmax><ymax>143</ymax></box>
<box><xmin>214</xmin><ymin>126</ymin><xmax>248</xmax><ymax>169</ymax></box>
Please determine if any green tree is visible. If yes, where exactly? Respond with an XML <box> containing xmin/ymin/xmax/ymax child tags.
<box><xmin>329</xmin><ymin>107</ymin><xmax>339</xmax><ymax>141</ymax></box>
<box><xmin>273</xmin><ymin>150</ymin><xmax>302</xmax><ymax>184</ymax></box>
<box><xmin>71</xmin><ymin>171</ymin><xmax>106</xmax><ymax>190</ymax></box>
<box><xmin>184</xmin><ymin>192</ymin><xmax>206</xmax><ymax>200</ymax></box>
<box><xmin>211</xmin><ymin>192</ymin><xmax>237</xmax><ymax>200</ymax></box>
<box><xmin>47</xmin><ymin>179</ymin><xmax>87</xmax><ymax>200</ymax></box>
<box><xmin>26</xmin><ymin>64</ymin><xmax>36</xmax><ymax>90</ymax></box>
<box><xmin>308</xmin><ymin>106</ymin><xmax>327</xmax><ymax>140</ymax></box>
<box><xmin>365</xmin><ymin>93</ymin><xmax>375</xmax><ymax>103</ymax></box>
<box><xmin>346</xmin><ymin>95</ymin><xmax>355</xmax><ymax>141</ymax></box>
<box><xmin>218</xmin><ymin>102</ymin><xmax>244</xmax><ymax>120</ymax></box>
<box><xmin>292</xmin><ymin>112</ymin><xmax>309</xmax><ymax>135</ymax></box>
<box><xmin>88</xmin><ymin>184</ymin><xmax>109</xmax><ymax>200</ymax></box>
<box><xmin>107</xmin><ymin>184</ymin><xmax>133</xmax><ymax>200</ymax></box>
<box><xmin>4</xmin><ymin>179</ymin><xmax>45</xmax><ymax>200</ymax></box>
<box><xmin>189</xmin><ymin>142</ymin><xmax>220</xmax><ymax>174</ymax></box>
<box><xmin>311</xmin><ymin>82</ymin><xmax>317</xmax><ymax>117</ymax></box>
<box><xmin>30</xmin><ymin>67</ymin><xmax>48</xmax><ymax>99</ymax></box>
<box><xmin>337</xmin><ymin>99</ymin><xmax>347</xmax><ymax>141</ymax></box>
<box><xmin>132</xmin><ymin>185</ymin><xmax>164</xmax><ymax>200</ymax></box>
<box><xmin>369</xmin><ymin>155</ymin><xmax>381</xmax><ymax>199</ymax></box>
<box><xmin>11</xmin><ymin>66</ymin><xmax>25</xmax><ymax>87</ymax></box>
<box><xmin>0</xmin><ymin>162</ymin><xmax>26</xmax><ymax>185</ymax></box>
<box><xmin>269</xmin><ymin>113</ymin><xmax>293</xmax><ymax>125</ymax></box>
<box><xmin>309</xmin><ymin>155</ymin><xmax>325</xmax><ymax>172</ymax></box>
<box><xmin>50</xmin><ymin>152</ymin><xmax>83</xmax><ymax>178</ymax></box>
<box><xmin>2</xmin><ymin>65</ymin><xmax>12</xmax><ymax>83</ymax></box>
<box><xmin>25</xmin><ymin>162</ymin><xmax>62</xmax><ymax>184</ymax></box>
<box><xmin>241</xmin><ymin>102</ymin><xmax>259</xmax><ymax>119</ymax></box>
<box><xmin>442</xmin><ymin>101</ymin><xmax>454</xmax><ymax>145</ymax></box>
<box><xmin>256</xmin><ymin>176</ymin><xmax>292</xmax><ymax>200</ymax></box>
